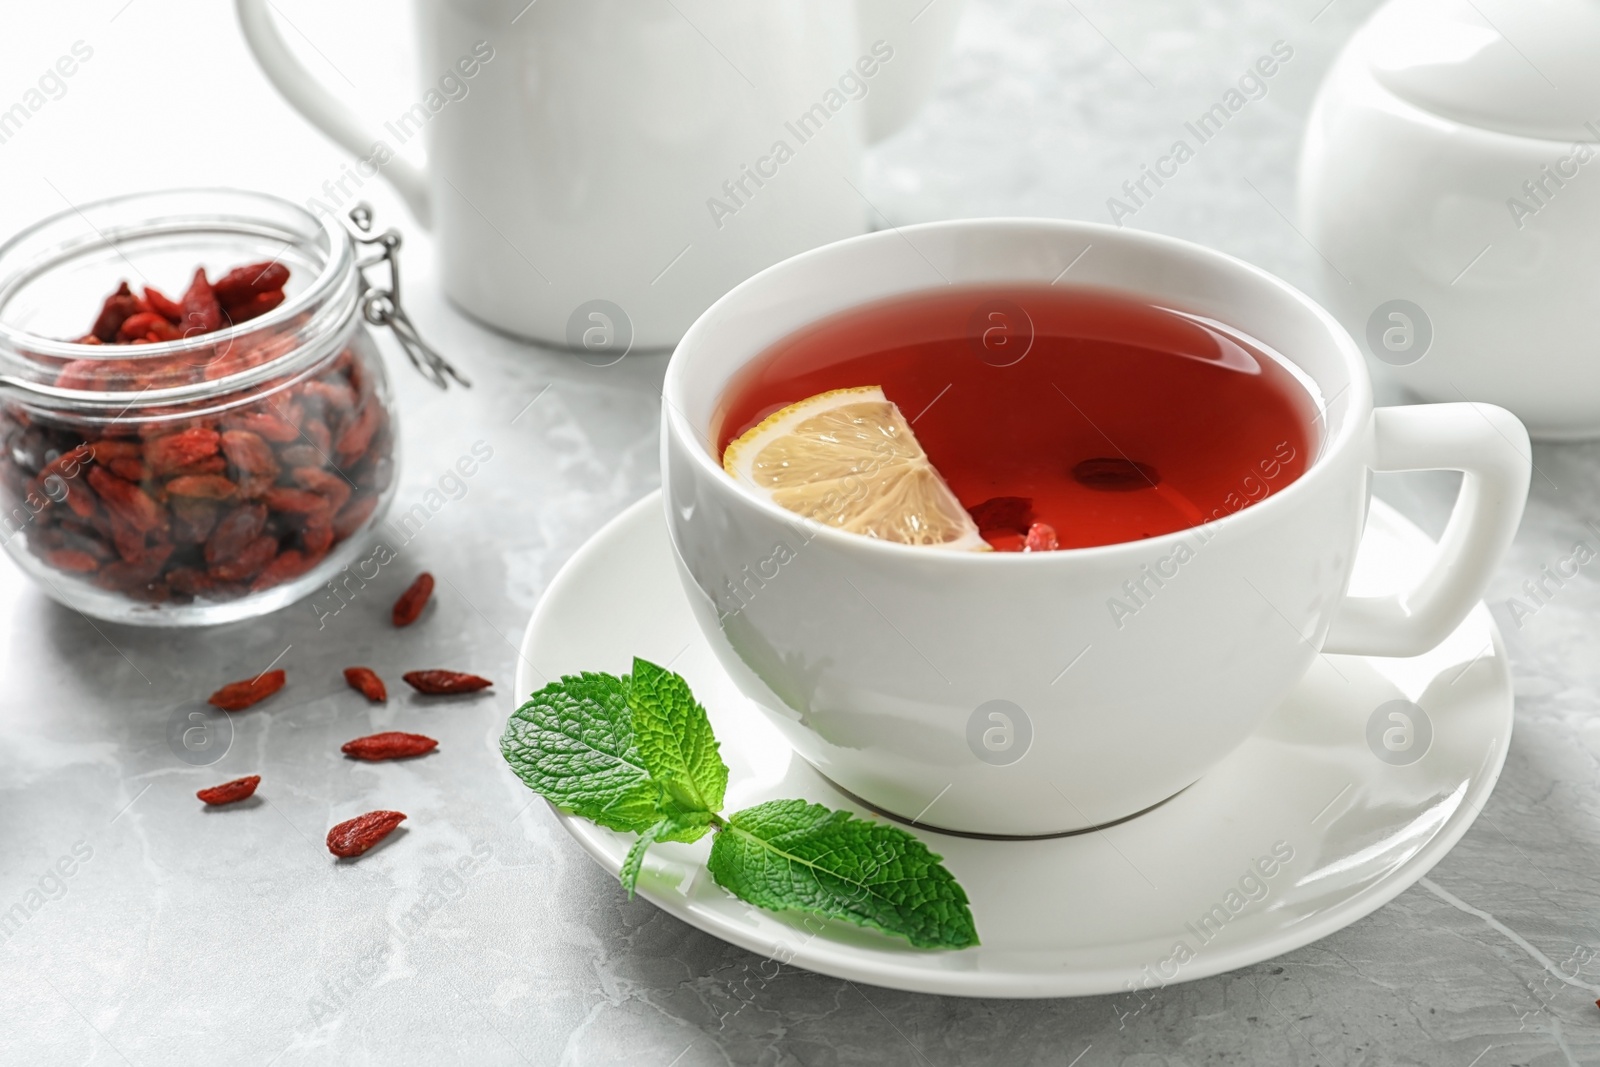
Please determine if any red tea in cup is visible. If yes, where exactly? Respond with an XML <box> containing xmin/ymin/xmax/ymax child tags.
<box><xmin>715</xmin><ymin>284</ymin><xmax>1321</xmax><ymax>550</ymax></box>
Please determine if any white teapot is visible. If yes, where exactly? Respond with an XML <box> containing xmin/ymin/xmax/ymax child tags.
<box><xmin>237</xmin><ymin>0</ymin><xmax>964</xmax><ymax>350</ymax></box>
<box><xmin>1300</xmin><ymin>0</ymin><xmax>1600</xmax><ymax>438</ymax></box>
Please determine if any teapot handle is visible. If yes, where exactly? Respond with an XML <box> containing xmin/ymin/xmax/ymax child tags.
<box><xmin>234</xmin><ymin>0</ymin><xmax>432</xmax><ymax>227</ymax></box>
<box><xmin>855</xmin><ymin>0</ymin><xmax>967</xmax><ymax>144</ymax></box>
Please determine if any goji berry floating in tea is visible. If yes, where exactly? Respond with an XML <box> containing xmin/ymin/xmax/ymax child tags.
<box><xmin>341</xmin><ymin>731</ymin><xmax>437</xmax><ymax>761</ymax></box>
<box><xmin>0</xmin><ymin>191</ymin><xmax>425</xmax><ymax>625</ymax></box>
<box><xmin>391</xmin><ymin>572</ymin><xmax>434</xmax><ymax>627</ymax></box>
<box><xmin>197</xmin><ymin>775</ymin><xmax>261</xmax><ymax>805</ymax></box>
<box><xmin>343</xmin><ymin>666</ymin><xmax>387</xmax><ymax>702</ymax></box>
<box><xmin>327</xmin><ymin>810</ymin><xmax>406</xmax><ymax>858</ymax></box>
<box><xmin>208</xmin><ymin>669</ymin><xmax>286</xmax><ymax>711</ymax></box>
<box><xmin>403</xmin><ymin>670</ymin><xmax>492</xmax><ymax>695</ymax></box>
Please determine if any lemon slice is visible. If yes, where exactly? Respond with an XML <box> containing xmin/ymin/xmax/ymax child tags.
<box><xmin>722</xmin><ymin>386</ymin><xmax>988</xmax><ymax>550</ymax></box>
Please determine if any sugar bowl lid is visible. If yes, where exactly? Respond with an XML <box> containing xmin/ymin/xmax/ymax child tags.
<box><xmin>1358</xmin><ymin>0</ymin><xmax>1600</xmax><ymax>142</ymax></box>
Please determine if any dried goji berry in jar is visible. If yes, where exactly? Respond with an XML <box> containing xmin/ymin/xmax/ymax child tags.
<box><xmin>208</xmin><ymin>534</ymin><xmax>278</xmax><ymax>582</ymax></box>
<box><xmin>145</xmin><ymin>427</ymin><xmax>220</xmax><ymax>476</ymax></box>
<box><xmin>204</xmin><ymin>503</ymin><xmax>267</xmax><ymax>565</ymax></box>
<box><xmin>45</xmin><ymin>548</ymin><xmax>99</xmax><ymax>573</ymax></box>
<box><xmin>165</xmin><ymin>567</ymin><xmax>213</xmax><ymax>596</ymax></box>
<box><xmin>107</xmin><ymin>457</ymin><xmax>146</xmax><ymax>482</ymax></box>
<box><xmin>179</xmin><ymin>268</ymin><xmax>223</xmax><ymax>336</ymax></box>
<box><xmin>262</xmin><ymin>487</ymin><xmax>328</xmax><ymax>517</ymax></box>
<box><xmin>212</xmin><ymin>261</ymin><xmax>289</xmax><ymax>306</ymax></box>
<box><xmin>165</xmin><ymin>474</ymin><xmax>238</xmax><ymax>500</ymax></box>
<box><xmin>166</xmin><ymin>456</ymin><xmax>228</xmax><ymax>479</ymax></box>
<box><xmin>291</xmin><ymin>467</ymin><xmax>351</xmax><ymax>514</ymax></box>
<box><xmin>223</xmin><ymin>412</ymin><xmax>298</xmax><ymax>443</ymax></box>
<box><xmin>85</xmin><ymin>467</ymin><xmax>163</xmax><ymax>531</ymax></box>
<box><xmin>224</xmin><ymin>290</ymin><xmax>285</xmax><ymax>325</ymax></box>
<box><xmin>326</xmin><ymin>810</ymin><xmax>405</xmax><ymax>858</ymax></box>
<box><xmin>335</xmin><ymin>403</ymin><xmax>380</xmax><ymax>463</ymax></box>
<box><xmin>249</xmin><ymin>549</ymin><xmax>310</xmax><ymax>591</ymax></box>
<box><xmin>117</xmin><ymin>312</ymin><xmax>170</xmax><ymax>343</ymax></box>
<box><xmin>300</xmin><ymin>519</ymin><xmax>333</xmax><ymax>558</ymax></box>
<box><xmin>332</xmin><ymin>494</ymin><xmax>378</xmax><ymax>540</ymax></box>
<box><xmin>220</xmin><ymin>430</ymin><xmax>279</xmax><ymax>480</ymax></box>
<box><xmin>90</xmin><ymin>282</ymin><xmax>140</xmax><ymax>342</ymax></box>
<box><xmin>277</xmin><ymin>445</ymin><xmax>324</xmax><ymax>469</ymax></box>
<box><xmin>166</xmin><ymin>500</ymin><xmax>216</xmax><ymax>543</ymax></box>
<box><xmin>143</xmin><ymin>286</ymin><xmax>183</xmax><ymax>323</ymax></box>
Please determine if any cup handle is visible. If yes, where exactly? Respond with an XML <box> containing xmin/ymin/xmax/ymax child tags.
<box><xmin>1322</xmin><ymin>403</ymin><xmax>1530</xmax><ymax>658</ymax></box>
<box><xmin>234</xmin><ymin>0</ymin><xmax>432</xmax><ymax>227</ymax></box>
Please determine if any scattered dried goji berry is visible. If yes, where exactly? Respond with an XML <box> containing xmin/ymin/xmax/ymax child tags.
<box><xmin>197</xmin><ymin>774</ymin><xmax>260</xmax><ymax>805</ymax></box>
<box><xmin>326</xmin><ymin>810</ymin><xmax>406</xmax><ymax>858</ymax></box>
<box><xmin>403</xmin><ymin>670</ymin><xmax>491</xmax><ymax>695</ymax></box>
<box><xmin>341</xmin><ymin>731</ymin><xmax>437</xmax><ymax>761</ymax></box>
<box><xmin>343</xmin><ymin>666</ymin><xmax>387</xmax><ymax>702</ymax></box>
<box><xmin>207</xmin><ymin>669</ymin><xmax>286</xmax><ymax>711</ymax></box>
<box><xmin>392</xmin><ymin>572</ymin><xmax>434</xmax><ymax>627</ymax></box>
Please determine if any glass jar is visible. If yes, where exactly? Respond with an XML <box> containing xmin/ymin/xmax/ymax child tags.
<box><xmin>0</xmin><ymin>189</ymin><xmax>397</xmax><ymax>626</ymax></box>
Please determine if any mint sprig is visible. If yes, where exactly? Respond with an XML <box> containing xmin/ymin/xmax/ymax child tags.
<box><xmin>498</xmin><ymin>671</ymin><xmax>663</xmax><ymax>834</ymax></box>
<box><xmin>500</xmin><ymin>659</ymin><xmax>979</xmax><ymax>951</ymax></box>
<box><xmin>626</xmin><ymin>657</ymin><xmax>726</xmax><ymax>816</ymax></box>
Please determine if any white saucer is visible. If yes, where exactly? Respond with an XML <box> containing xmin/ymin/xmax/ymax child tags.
<box><xmin>513</xmin><ymin>491</ymin><xmax>1512</xmax><ymax>998</ymax></box>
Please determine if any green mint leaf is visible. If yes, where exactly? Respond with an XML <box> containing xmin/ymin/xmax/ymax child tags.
<box><xmin>625</xmin><ymin>657</ymin><xmax>728</xmax><ymax>816</ymax></box>
<box><xmin>706</xmin><ymin>799</ymin><xmax>978</xmax><ymax>950</ymax></box>
<box><xmin>500</xmin><ymin>672</ymin><xmax>666</xmax><ymax>834</ymax></box>
<box><xmin>619</xmin><ymin>810</ymin><xmax>715</xmax><ymax>897</ymax></box>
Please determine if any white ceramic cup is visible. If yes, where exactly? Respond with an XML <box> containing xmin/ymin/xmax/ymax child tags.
<box><xmin>661</xmin><ymin>219</ymin><xmax>1531</xmax><ymax>837</ymax></box>
<box><xmin>235</xmin><ymin>0</ymin><xmax>964</xmax><ymax>349</ymax></box>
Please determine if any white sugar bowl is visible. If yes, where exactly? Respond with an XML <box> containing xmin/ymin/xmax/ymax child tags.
<box><xmin>1300</xmin><ymin>0</ymin><xmax>1600</xmax><ymax>438</ymax></box>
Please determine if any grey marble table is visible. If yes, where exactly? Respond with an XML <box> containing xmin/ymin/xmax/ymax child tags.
<box><xmin>3</xmin><ymin>0</ymin><xmax>1598</xmax><ymax>1064</ymax></box>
